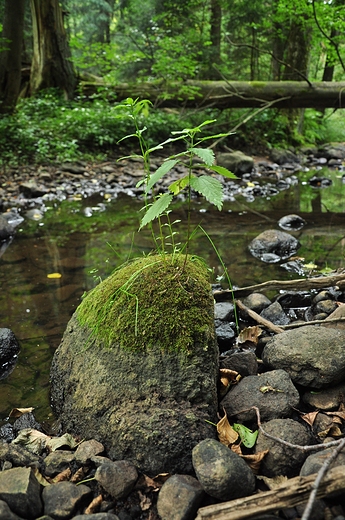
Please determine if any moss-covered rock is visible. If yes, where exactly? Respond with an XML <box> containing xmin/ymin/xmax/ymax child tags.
<box><xmin>50</xmin><ymin>254</ymin><xmax>219</xmax><ymax>474</ymax></box>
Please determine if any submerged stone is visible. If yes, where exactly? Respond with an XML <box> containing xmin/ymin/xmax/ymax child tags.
<box><xmin>50</xmin><ymin>254</ymin><xmax>219</xmax><ymax>474</ymax></box>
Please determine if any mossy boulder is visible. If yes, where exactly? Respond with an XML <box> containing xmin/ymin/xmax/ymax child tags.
<box><xmin>50</xmin><ymin>254</ymin><xmax>219</xmax><ymax>474</ymax></box>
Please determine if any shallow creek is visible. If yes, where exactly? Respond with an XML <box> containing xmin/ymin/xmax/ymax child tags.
<box><xmin>0</xmin><ymin>167</ymin><xmax>345</xmax><ymax>426</ymax></box>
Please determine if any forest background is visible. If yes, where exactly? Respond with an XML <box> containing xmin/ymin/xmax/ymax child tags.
<box><xmin>0</xmin><ymin>0</ymin><xmax>344</xmax><ymax>165</ymax></box>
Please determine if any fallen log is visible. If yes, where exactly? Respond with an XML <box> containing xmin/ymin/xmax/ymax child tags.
<box><xmin>195</xmin><ymin>465</ymin><xmax>345</xmax><ymax>520</ymax></box>
<box><xmin>79</xmin><ymin>79</ymin><xmax>345</xmax><ymax>109</ymax></box>
<box><xmin>213</xmin><ymin>272</ymin><xmax>345</xmax><ymax>301</ymax></box>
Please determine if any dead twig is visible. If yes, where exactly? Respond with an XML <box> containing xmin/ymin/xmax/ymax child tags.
<box><xmin>236</xmin><ymin>299</ymin><xmax>284</xmax><ymax>334</ymax></box>
<box><xmin>214</xmin><ymin>273</ymin><xmax>345</xmax><ymax>301</ymax></box>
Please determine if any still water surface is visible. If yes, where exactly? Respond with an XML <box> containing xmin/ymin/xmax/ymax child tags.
<box><xmin>0</xmin><ymin>168</ymin><xmax>344</xmax><ymax>425</ymax></box>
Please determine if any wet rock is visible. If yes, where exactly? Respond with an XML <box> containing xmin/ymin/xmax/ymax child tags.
<box><xmin>0</xmin><ymin>440</ymin><xmax>41</xmax><ymax>467</ymax></box>
<box><xmin>43</xmin><ymin>450</ymin><xmax>75</xmax><ymax>477</ymax></box>
<box><xmin>157</xmin><ymin>474</ymin><xmax>204</xmax><ymax>520</ymax></box>
<box><xmin>50</xmin><ymin>256</ymin><xmax>219</xmax><ymax>475</ymax></box>
<box><xmin>248</xmin><ymin>229</ymin><xmax>300</xmax><ymax>263</ymax></box>
<box><xmin>302</xmin><ymin>382</ymin><xmax>345</xmax><ymax>410</ymax></box>
<box><xmin>19</xmin><ymin>181</ymin><xmax>48</xmax><ymax>198</ymax></box>
<box><xmin>75</xmin><ymin>439</ymin><xmax>104</xmax><ymax>464</ymax></box>
<box><xmin>0</xmin><ymin>215</ymin><xmax>15</xmax><ymax>240</ymax></box>
<box><xmin>278</xmin><ymin>214</ymin><xmax>306</xmax><ymax>231</ymax></box>
<box><xmin>216</xmin><ymin>151</ymin><xmax>254</xmax><ymax>175</ymax></box>
<box><xmin>260</xmin><ymin>301</ymin><xmax>290</xmax><ymax>325</ymax></box>
<box><xmin>319</xmin><ymin>144</ymin><xmax>345</xmax><ymax>161</ymax></box>
<box><xmin>0</xmin><ymin>329</ymin><xmax>20</xmax><ymax>380</ymax></box>
<box><xmin>13</xmin><ymin>413</ymin><xmax>43</xmax><ymax>437</ymax></box>
<box><xmin>262</xmin><ymin>326</ymin><xmax>345</xmax><ymax>388</ymax></box>
<box><xmin>313</xmin><ymin>299</ymin><xmax>338</xmax><ymax>316</ymax></box>
<box><xmin>255</xmin><ymin>418</ymin><xmax>311</xmax><ymax>477</ymax></box>
<box><xmin>241</xmin><ymin>293</ymin><xmax>272</xmax><ymax>314</ymax></box>
<box><xmin>214</xmin><ymin>302</ymin><xmax>235</xmax><ymax>321</ymax></box>
<box><xmin>0</xmin><ymin>467</ymin><xmax>42</xmax><ymax>518</ymax></box>
<box><xmin>60</xmin><ymin>164</ymin><xmax>86</xmax><ymax>175</ymax></box>
<box><xmin>215</xmin><ymin>321</ymin><xmax>235</xmax><ymax>348</ymax></box>
<box><xmin>309</xmin><ymin>176</ymin><xmax>332</xmax><ymax>188</ymax></box>
<box><xmin>192</xmin><ymin>439</ymin><xmax>255</xmax><ymax>501</ymax></box>
<box><xmin>300</xmin><ymin>446</ymin><xmax>345</xmax><ymax>477</ymax></box>
<box><xmin>72</xmin><ymin>514</ymin><xmax>119</xmax><ymax>519</ymax></box>
<box><xmin>220</xmin><ymin>369</ymin><xmax>300</xmax><ymax>423</ymax></box>
<box><xmin>269</xmin><ymin>149</ymin><xmax>300</xmax><ymax>165</ymax></box>
<box><xmin>0</xmin><ymin>499</ymin><xmax>22</xmax><ymax>520</ymax></box>
<box><xmin>42</xmin><ymin>481</ymin><xmax>92</xmax><ymax>519</ymax></box>
<box><xmin>275</xmin><ymin>291</ymin><xmax>312</xmax><ymax>309</ymax></box>
<box><xmin>220</xmin><ymin>351</ymin><xmax>258</xmax><ymax>376</ymax></box>
<box><xmin>94</xmin><ymin>461</ymin><xmax>138</xmax><ymax>500</ymax></box>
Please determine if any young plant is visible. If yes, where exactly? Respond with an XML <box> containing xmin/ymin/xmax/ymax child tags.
<box><xmin>117</xmin><ymin>97</ymin><xmax>237</xmax><ymax>258</ymax></box>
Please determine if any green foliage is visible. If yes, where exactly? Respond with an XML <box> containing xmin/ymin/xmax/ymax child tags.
<box><xmin>233</xmin><ymin>423</ymin><xmax>258</xmax><ymax>448</ymax></box>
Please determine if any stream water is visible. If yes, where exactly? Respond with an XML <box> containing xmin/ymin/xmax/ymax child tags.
<box><xmin>0</xmin><ymin>167</ymin><xmax>345</xmax><ymax>426</ymax></box>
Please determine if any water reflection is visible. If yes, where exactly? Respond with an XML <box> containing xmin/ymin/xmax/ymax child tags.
<box><xmin>0</xmin><ymin>168</ymin><xmax>344</xmax><ymax>424</ymax></box>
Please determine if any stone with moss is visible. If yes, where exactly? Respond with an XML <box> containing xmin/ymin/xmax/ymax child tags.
<box><xmin>50</xmin><ymin>254</ymin><xmax>219</xmax><ymax>474</ymax></box>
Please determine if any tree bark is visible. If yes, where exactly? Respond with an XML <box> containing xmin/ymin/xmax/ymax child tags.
<box><xmin>0</xmin><ymin>0</ymin><xmax>26</xmax><ymax>114</ymax></box>
<box><xmin>30</xmin><ymin>0</ymin><xmax>76</xmax><ymax>99</ymax></box>
<box><xmin>80</xmin><ymin>79</ymin><xmax>345</xmax><ymax>109</ymax></box>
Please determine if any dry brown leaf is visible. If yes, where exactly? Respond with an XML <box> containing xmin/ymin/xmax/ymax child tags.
<box><xmin>257</xmin><ymin>474</ymin><xmax>289</xmax><ymax>490</ymax></box>
<box><xmin>230</xmin><ymin>443</ymin><xmax>242</xmax><ymax>456</ymax></box>
<box><xmin>325</xmin><ymin>410</ymin><xmax>345</xmax><ymax>421</ymax></box>
<box><xmin>329</xmin><ymin>415</ymin><xmax>343</xmax><ymax>424</ymax></box>
<box><xmin>237</xmin><ymin>326</ymin><xmax>262</xmax><ymax>345</ymax></box>
<box><xmin>328</xmin><ymin>424</ymin><xmax>343</xmax><ymax>437</ymax></box>
<box><xmin>9</xmin><ymin>407</ymin><xmax>35</xmax><ymax>418</ymax></box>
<box><xmin>84</xmin><ymin>494</ymin><xmax>103</xmax><ymax>515</ymax></box>
<box><xmin>219</xmin><ymin>369</ymin><xmax>241</xmax><ymax>397</ymax></box>
<box><xmin>70</xmin><ymin>467</ymin><xmax>88</xmax><ymax>483</ymax></box>
<box><xmin>135</xmin><ymin>473</ymin><xmax>170</xmax><ymax>492</ymax></box>
<box><xmin>138</xmin><ymin>490</ymin><xmax>152</xmax><ymax>511</ymax></box>
<box><xmin>301</xmin><ymin>411</ymin><xmax>319</xmax><ymax>426</ymax></box>
<box><xmin>50</xmin><ymin>468</ymin><xmax>72</xmax><ymax>483</ymax></box>
<box><xmin>240</xmin><ymin>450</ymin><xmax>269</xmax><ymax>474</ymax></box>
<box><xmin>217</xmin><ymin>411</ymin><xmax>239</xmax><ymax>447</ymax></box>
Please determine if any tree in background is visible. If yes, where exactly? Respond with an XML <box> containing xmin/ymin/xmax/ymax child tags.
<box><xmin>0</xmin><ymin>0</ymin><xmax>26</xmax><ymax>113</ymax></box>
<box><xmin>30</xmin><ymin>0</ymin><xmax>76</xmax><ymax>98</ymax></box>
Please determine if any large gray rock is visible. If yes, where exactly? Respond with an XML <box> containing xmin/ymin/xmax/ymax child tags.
<box><xmin>157</xmin><ymin>474</ymin><xmax>205</xmax><ymax>520</ymax></box>
<box><xmin>0</xmin><ymin>328</ymin><xmax>20</xmax><ymax>380</ymax></box>
<box><xmin>50</xmin><ymin>255</ymin><xmax>219</xmax><ymax>474</ymax></box>
<box><xmin>248</xmin><ymin>229</ymin><xmax>300</xmax><ymax>263</ymax></box>
<box><xmin>216</xmin><ymin>151</ymin><xmax>254</xmax><ymax>175</ymax></box>
<box><xmin>0</xmin><ymin>467</ymin><xmax>42</xmax><ymax>519</ymax></box>
<box><xmin>220</xmin><ymin>369</ymin><xmax>299</xmax><ymax>423</ymax></box>
<box><xmin>0</xmin><ymin>215</ymin><xmax>15</xmax><ymax>240</ymax></box>
<box><xmin>254</xmin><ymin>418</ymin><xmax>311</xmax><ymax>477</ymax></box>
<box><xmin>192</xmin><ymin>439</ymin><xmax>255</xmax><ymax>501</ymax></box>
<box><xmin>262</xmin><ymin>326</ymin><xmax>345</xmax><ymax>388</ymax></box>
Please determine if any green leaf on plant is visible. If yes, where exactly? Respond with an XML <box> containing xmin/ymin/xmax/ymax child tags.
<box><xmin>146</xmin><ymin>159</ymin><xmax>179</xmax><ymax>193</ymax></box>
<box><xmin>139</xmin><ymin>193</ymin><xmax>173</xmax><ymax>229</ymax></box>
<box><xmin>233</xmin><ymin>423</ymin><xmax>258</xmax><ymax>448</ymax></box>
<box><xmin>189</xmin><ymin>176</ymin><xmax>223</xmax><ymax>210</ymax></box>
<box><xmin>169</xmin><ymin>175</ymin><xmax>191</xmax><ymax>195</ymax></box>
<box><xmin>209</xmin><ymin>165</ymin><xmax>238</xmax><ymax>178</ymax></box>
<box><xmin>189</xmin><ymin>147</ymin><xmax>215</xmax><ymax>166</ymax></box>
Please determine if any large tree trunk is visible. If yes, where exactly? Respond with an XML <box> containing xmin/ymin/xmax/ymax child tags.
<box><xmin>0</xmin><ymin>0</ymin><xmax>26</xmax><ymax>114</ymax></box>
<box><xmin>30</xmin><ymin>0</ymin><xmax>76</xmax><ymax>98</ymax></box>
<box><xmin>80</xmin><ymin>79</ymin><xmax>345</xmax><ymax>109</ymax></box>
<box><xmin>209</xmin><ymin>0</ymin><xmax>222</xmax><ymax>68</ymax></box>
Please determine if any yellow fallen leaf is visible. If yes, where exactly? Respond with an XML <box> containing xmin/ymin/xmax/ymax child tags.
<box><xmin>257</xmin><ymin>474</ymin><xmax>288</xmax><ymax>490</ymax></box>
<box><xmin>9</xmin><ymin>407</ymin><xmax>35</xmax><ymax>418</ymax></box>
<box><xmin>219</xmin><ymin>368</ymin><xmax>241</xmax><ymax>397</ymax></box>
<box><xmin>47</xmin><ymin>273</ymin><xmax>62</xmax><ymax>279</ymax></box>
<box><xmin>237</xmin><ymin>326</ymin><xmax>262</xmax><ymax>345</ymax></box>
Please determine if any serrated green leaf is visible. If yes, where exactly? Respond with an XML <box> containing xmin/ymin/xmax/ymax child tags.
<box><xmin>139</xmin><ymin>193</ymin><xmax>173</xmax><ymax>229</ymax></box>
<box><xmin>209</xmin><ymin>165</ymin><xmax>238</xmax><ymax>179</ymax></box>
<box><xmin>189</xmin><ymin>148</ymin><xmax>215</xmax><ymax>166</ymax></box>
<box><xmin>169</xmin><ymin>175</ymin><xmax>191</xmax><ymax>195</ymax></box>
<box><xmin>146</xmin><ymin>159</ymin><xmax>179</xmax><ymax>193</ymax></box>
<box><xmin>233</xmin><ymin>423</ymin><xmax>258</xmax><ymax>448</ymax></box>
<box><xmin>189</xmin><ymin>176</ymin><xmax>223</xmax><ymax>210</ymax></box>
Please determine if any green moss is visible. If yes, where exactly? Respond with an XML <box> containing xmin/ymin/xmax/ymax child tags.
<box><xmin>76</xmin><ymin>253</ymin><xmax>215</xmax><ymax>353</ymax></box>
